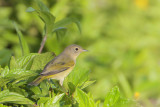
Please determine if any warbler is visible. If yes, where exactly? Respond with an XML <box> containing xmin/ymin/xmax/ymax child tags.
<box><xmin>29</xmin><ymin>44</ymin><xmax>87</xmax><ymax>86</ymax></box>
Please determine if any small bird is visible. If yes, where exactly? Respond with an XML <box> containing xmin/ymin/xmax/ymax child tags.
<box><xmin>29</xmin><ymin>44</ymin><xmax>87</xmax><ymax>86</ymax></box>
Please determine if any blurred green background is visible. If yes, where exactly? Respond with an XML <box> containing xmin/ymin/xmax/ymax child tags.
<box><xmin>0</xmin><ymin>0</ymin><xmax>160</xmax><ymax>106</ymax></box>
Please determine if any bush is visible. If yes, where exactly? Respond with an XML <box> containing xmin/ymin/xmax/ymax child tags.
<box><xmin>0</xmin><ymin>1</ymin><xmax>137</xmax><ymax>107</ymax></box>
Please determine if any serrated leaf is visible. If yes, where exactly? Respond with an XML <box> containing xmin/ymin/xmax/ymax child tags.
<box><xmin>115</xmin><ymin>97</ymin><xmax>134</xmax><ymax>107</ymax></box>
<box><xmin>0</xmin><ymin>90</ymin><xmax>34</xmax><ymax>105</ymax></box>
<box><xmin>104</xmin><ymin>86</ymin><xmax>120</xmax><ymax>107</ymax></box>
<box><xmin>30</xmin><ymin>86</ymin><xmax>42</xmax><ymax>95</ymax></box>
<box><xmin>64</xmin><ymin>67</ymin><xmax>90</xmax><ymax>89</ymax></box>
<box><xmin>31</xmin><ymin>52</ymin><xmax>55</xmax><ymax>70</ymax></box>
<box><xmin>37</xmin><ymin>97</ymin><xmax>50</xmax><ymax>106</ymax></box>
<box><xmin>13</xmin><ymin>22</ymin><xmax>30</xmax><ymax>56</ymax></box>
<box><xmin>45</xmin><ymin>93</ymin><xmax>65</xmax><ymax>107</ymax></box>
<box><xmin>9</xmin><ymin>56</ymin><xmax>17</xmax><ymax>70</ymax></box>
<box><xmin>74</xmin><ymin>88</ymin><xmax>96</xmax><ymax>107</ymax></box>
<box><xmin>37</xmin><ymin>94</ymin><xmax>64</xmax><ymax>107</ymax></box>
<box><xmin>103</xmin><ymin>86</ymin><xmax>137</xmax><ymax>107</ymax></box>
<box><xmin>0</xmin><ymin>66</ymin><xmax>10</xmax><ymax>77</ymax></box>
<box><xmin>53</xmin><ymin>17</ymin><xmax>81</xmax><ymax>33</ymax></box>
<box><xmin>0</xmin><ymin>66</ymin><xmax>38</xmax><ymax>86</ymax></box>
<box><xmin>9</xmin><ymin>87</ymin><xmax>28</xmax><ymax>97</ymax></box>
<box><xmin>16</xmin><ymin>53</ymin><xmax>38</xmax><ymax>70</ymax></box>
<box><xmin>26</xmin><ymin>7</ymin><xmax>35</xmax><ymax>12</ymax></box>
<box><xmin>1</xmin><ymin>68</ymin><xmax>36</xmax><ymax>78</ymax></box>
<box><xmin>81</xmin><ymin>80</ymin><xmax>96</xmax><ymax>89</ymax></box>
<box><xmin>0</xmin><ymin>77</ymin><xmax>12</xmax><ymax>88</ymax></box>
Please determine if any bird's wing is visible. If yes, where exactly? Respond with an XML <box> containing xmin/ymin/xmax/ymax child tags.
<box><xmin>40</xmin><ymin>59</ymin><xmax>75</xmax><ymax>76</ymax></box>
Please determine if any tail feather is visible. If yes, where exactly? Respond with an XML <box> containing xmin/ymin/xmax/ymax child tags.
<box><xmin>28</xmin><ymin>76</ymin><xmax>45</xmax><ymax>86</ymax></box>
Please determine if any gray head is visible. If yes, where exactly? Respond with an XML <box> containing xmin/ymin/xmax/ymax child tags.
<box><xmin>62</xmin><ymin>44</ymin><xmax>87</xmax><ymax>59</ymax></box>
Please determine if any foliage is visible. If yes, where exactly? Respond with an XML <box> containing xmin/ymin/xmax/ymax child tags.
<box><xmin>103</xmin><ymin>86</ymin><xmax>136</xmax><ymax>107</ymax></box>
<box><xmin>0</xmin><ymin>1</ymin><xmax>134</xmax><ymax>107</ymax></box>
<box><xmin>1</xmin><ymin>0</ymin><xmax>160</xmax><ymax>106</ymax></box>
<box><xmin>13</xmin><ymin>22</ymin><xmax>30</xmax><ymax>56</ymax></box>
<box><xmin>26</xmin><ymin>0</ymin><xmax>81</xmax><ymax>39</ymax></box>
<box><xmin>0</xmin><ymin>32</ymin><xmax>133</xmax><ymax>106</ymax></box>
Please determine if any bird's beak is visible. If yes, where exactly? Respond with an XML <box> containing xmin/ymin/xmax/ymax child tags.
<box><xmin>83</xmin><ymin>49</ymin><xmax>88</xmax><ymax>52</ymax></box>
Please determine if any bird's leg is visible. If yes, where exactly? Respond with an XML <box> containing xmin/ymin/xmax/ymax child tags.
<box><xmin>59</xmin><ymin>79</ymin><xmax>68</xmax><ymax>94</ymax></box>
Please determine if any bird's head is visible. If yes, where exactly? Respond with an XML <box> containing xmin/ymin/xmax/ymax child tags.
<box><xmin>63</xmin><ymin>44</ymin><xmax>88</xmax><ymax>59</ymax></box>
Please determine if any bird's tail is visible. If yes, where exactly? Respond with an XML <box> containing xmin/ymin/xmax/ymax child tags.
<box><xmin>28</xmin><ymin>76</ymin><xmax>45</xmax><ymax>86</ymax></box>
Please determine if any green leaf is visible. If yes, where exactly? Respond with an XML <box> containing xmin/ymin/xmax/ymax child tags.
<box><xmin>37</xmin><ymin>93</ymin><xmax>65</xmax><ymax>107</ymax></box>
<box><xmin>0</xmin><ymin>66</ymin><xmax>38</xmax><ymax>87</ymax></box>
<box><xmin>64</xmin><ymin>67</ymin><xmax>90</xmax><ymax>88</ymax></box>
<box><xmin>55</xmin><ymin>27</ymin><xmax>67</xmax><ymax>41</ymax></box>
<box><xmin>0</xmin><ymin>90</ymin><xmax>34</xmax><ymax>105</ymax></box>
<box><xmin>0</xmin><ymin>49</ymin><xmax>12</xmax><ymax>66</ymax></box>
<box><xmin>103</xmin><ymin>86</ymin><xmax>120</xmax><ymax>107</ymax></box>
<box><xmin>40</xmin><ymin>80</ymin><xmax>49</xmax><ymax>96</ymax></box>
<box><xmin>30</xmin><ymin>86</ymin><xmax>42</xmax><ymax>95</ymax></box>
<box><xmin>74</xmin><ymin>88</ymin><xmax>97</xmax><ymax>107</ymax></box>
<box><xmin>0</xmin><ymin>77</ymin><xmax>11</xmax><ymax>88</ymax></box>
<box><xmin>103</xmin><ymin>86</ymin><xmax>136</xmax><ymax>107</ymax></box>
<box><xmin>45</xmin><ymin>93</ymin><xmax>65</xmax><ymax>107</ymax></box>
<box><xmin>67</xmin><ymin>82</ymin><xmax>76</xmax><ymax>95</ymax></box>
<box><xmin>16</xmin><ymin>53</ymin><xmax>39</xmax><ymax>70</ymax></box>
<box><xmin>53</xmin><ymin>18</ymin><xmax>81</xmax><ymax>33</ymax></box>
<box><xmin>37</xmin><ymin>11</ymin><xmax>55</xmax><ymax>34</ymax></box>
<box><xmin>35</xmin><ymin>0</ymin><xmax>54</xmax><ymax>34</ymax></box>
<box><xmin>114</xmin><ymin>97</ymin><xmax>135</xmax><ymax>107</ymax></box>
<box><xmin>13</xmin><ymin>22</ymin><xmax>30</xmax><ymax>56</ymax></box>
<box><xmin>0</xmin><ymin>52</ymin><xmax>55</xmax><ymax>86</ymax></box>
<box><xmin>9</xmin><ymin>87</ymin><xmax>28</xmax><ymax>97</ymax></box>
<box><xmin>0</xmin><ymin>66</ymin><xmax>10</xmax><ymax>77</ymax></box>
<box><xmin>26</xmin><ymin>7</ymin><xmax>35</xmax><ymax>12</ymax></box>
<box><xmin>36</xmin><ymin>0</ymin><xmax>50</xmax><ymax>12</ymax></box>
<box><xmin>30</xmin><ymin>86</ymin><xmax>48</xmax><ymax>100</ymax></box>
<box><xmin>37</xmin><ymin>97</ymin><xmax>50</xmax><ymax>106</ymax></box>
<box><xmin>31</xmin><ymin>52</ymin><xmax>55</xmax><ymax>70</ymax></box>
<box><xmin>81</xmin><ymin>80</ymin><xmax>96</xmax><ymax>89</ymax></box>
<box><xmin>9</xmin><ymin>56</ymin><xmax>17</xmax><ymax>70</ymax></box>
<box><xmin>26</xmin><ymin>1</ymin><xmax>55</xmax><ymax>35</ymax></box>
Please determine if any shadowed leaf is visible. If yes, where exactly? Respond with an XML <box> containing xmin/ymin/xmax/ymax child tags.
<box><xmin>53</xmin><ymin>18</ymin><xmax>81</xmax><ymax>33</ymax></box>
<box><xmin>13</xmin><ymin>22</ymin><xmax>30</xmax><ymax>56</ymax></box>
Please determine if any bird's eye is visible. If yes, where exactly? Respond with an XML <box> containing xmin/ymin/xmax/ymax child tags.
<box><xmin>75</xmin><ymin>48</ymin><xmax>79</xmax><ymax>51</ymax></box>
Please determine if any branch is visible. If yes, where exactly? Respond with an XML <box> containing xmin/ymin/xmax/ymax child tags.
<box><xmin>38</xmin><ymin>35</ymin><xmax>47</xmax><ymax>53</ymax></box>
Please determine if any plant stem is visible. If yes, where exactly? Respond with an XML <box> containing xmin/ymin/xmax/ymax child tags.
<box><xmin>38</xmin><ymin>35</ymin><xmax>47</xmax><ymax>53</ymax></box>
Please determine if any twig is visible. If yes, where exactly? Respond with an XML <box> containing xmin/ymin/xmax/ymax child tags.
<box><xmin>38</xmin><ymin>35</ymin><xmax>47</xmax><ymax>53</ymax></box>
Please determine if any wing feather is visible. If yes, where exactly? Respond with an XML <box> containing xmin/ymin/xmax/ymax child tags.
<box><xmin>40</xmin><ymin>58</ymin><xmax>75</xmax><ymax>76</ymax></box>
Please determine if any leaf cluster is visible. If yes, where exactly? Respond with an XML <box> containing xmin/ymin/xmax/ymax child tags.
<box><xmin>0</xmin><ymin>0</ymin><xmax>138</xmax><ymax>107</ymax></box>
<box><xmin>26</xmin><ymin>0</ymin><xmax>81</xmax><ymax>39</ymax></box>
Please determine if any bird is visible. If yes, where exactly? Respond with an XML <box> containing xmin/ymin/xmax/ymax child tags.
<box><xmin>29</xmin><ymin>44</ymin><xmax>87</xmax><ymax>86</ymax></box>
